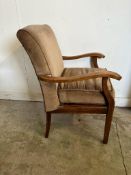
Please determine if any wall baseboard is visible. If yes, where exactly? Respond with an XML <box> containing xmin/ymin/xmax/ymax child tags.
<box><xmin>0</xmin><ymin>91</ymin><xmax>131</xmax><ymax>107</ymax></box>
<box><xmin>0</xmin><ymin>91</ymin><xmax>43</xmax><ymax>102</ymax></box>
<box><xmin>115</xmin><ymin>97</ymin><xmax>131</xmax><ymax>107</ymax></box>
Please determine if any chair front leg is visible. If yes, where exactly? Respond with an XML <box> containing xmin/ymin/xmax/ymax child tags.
<box><xmin>102</xmin><ymin>77</ymin><xmax>115</xmax><ymax>144</ymax></box>
<box><xmin>103</xmin><ymin>104</ymin><xmax>114</xmax><ymax>144</ymax></box>
<box><xmin>45</xmin><ymin>112</ymin><xmax>51</xmax><ymax>138</ymax></box>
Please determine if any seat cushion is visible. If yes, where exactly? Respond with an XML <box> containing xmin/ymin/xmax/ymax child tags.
<box><xmin>58</xmin><ymin>68</ymin><xmax>115</xmax><ymax>105</ymax></box>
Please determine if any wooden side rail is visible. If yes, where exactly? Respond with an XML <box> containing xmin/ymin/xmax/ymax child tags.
<box><xmin>62</xmin><ymin>52</ymin><xmax>105</xmax><ymax>60</ymax></box>
<box><xmin>63</xmin><ymin>52</ymin><xmax>105</xmax><ymax>68</ymax></box>
<box><xmin>38</xmin><ymin>70</ymin><xmax>121</xmax><ymax>83</ymax></box>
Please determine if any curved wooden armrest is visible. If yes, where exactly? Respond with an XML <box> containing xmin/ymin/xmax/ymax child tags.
<box><xmin>63</xmin><ymin>52</ymin><xmax>105</xmax><ymax>60</ymax></box>
<box><xmin>38</xmin><ymin>70</ymin><xmax>121</xmax><ymax>83</ymax></box>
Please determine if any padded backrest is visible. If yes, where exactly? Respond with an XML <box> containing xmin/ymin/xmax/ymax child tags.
<box><xmin>17</xmin><ymin>24</ymin><xmax>64</xmax><ymax>77</ymax></box>
<box><xmin>17</xmin><ymin>25</ymin><xmax>64</xmax><ymax>112</ymax></box>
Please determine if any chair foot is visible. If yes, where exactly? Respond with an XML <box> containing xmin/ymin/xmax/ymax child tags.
<box><xmin>103</xmin><ymin>139</ymin><xmax>108</xmax><ymax>144</ymax></box>
<box><xmin>103</xmin><ymin>107</ymin><xmax>114</xmax><ymax>144</ymax></box>
<box><xmin>45</xmin><ymin>112</ymin><xmax>51</xmax><ymax>138</ymax></box>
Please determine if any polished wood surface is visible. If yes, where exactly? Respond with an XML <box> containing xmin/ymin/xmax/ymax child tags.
<box><xmin>38</xmin><ymin>70</ymin><xmax>121</xmax><ymax>83</ymax></box>
<box><xmin>45</xmin><ymin>112</ymin><xmax>51</xmax><ymax>138</ymax></box>
<box><xmin>53</xmin><ymin>104</ymin><xmax>107</xmax><ymax>114</ymax></box>
<box><xmin>62</xmin><ymin>52</ymin><xmax>105</xmax><ymax>60</ymax></box>
<box><xmin>102</xmin><ymin>77</ymin><xmax>115</xmax><ymax>144</ymax></box>
<box><xmin>90</xmin><ymin>57</ymin><xmax>98</xmax><ymax>68</ymax></box>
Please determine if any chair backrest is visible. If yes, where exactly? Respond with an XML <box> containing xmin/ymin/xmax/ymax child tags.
<box><xmin>17</xmin><ymin>24</ymin><xmax>64</xmax><ymax>111</ymax></box>
<box><xmin>17</xmin><ymin>24</ymin><xmax>64</xmax><ymax>76</ymax></box>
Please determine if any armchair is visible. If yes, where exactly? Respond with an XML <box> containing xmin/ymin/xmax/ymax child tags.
<box><xmin>17</xmin><ymin>25</ymin><xmax>121</xmax><ymax>144</ymax></box>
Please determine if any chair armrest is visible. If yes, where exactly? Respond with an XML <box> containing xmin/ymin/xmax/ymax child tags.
<box><xmin>63</xmin><ymin>52</ymin><xmax>105</xmax><ymax>60</ymax></box>
<box><xmin>38</xmin><ymin>70</ymin><xmax>121</xmax><ymax>83</ymax></box>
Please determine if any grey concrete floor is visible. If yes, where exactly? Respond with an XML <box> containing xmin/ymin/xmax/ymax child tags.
<box><xmin>0</xmin><ymin>100</ymin><xmax>131</xmax><ymax>175</ymax></box>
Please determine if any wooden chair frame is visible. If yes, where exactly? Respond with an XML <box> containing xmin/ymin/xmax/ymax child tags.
<box><xmin>38</xmin><ymin>53</ymin><xmax>121</xmax><ymax>144</ymax></box>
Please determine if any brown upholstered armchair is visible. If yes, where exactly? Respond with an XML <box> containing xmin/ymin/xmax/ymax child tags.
<box><xmin>17</xmin><ymin>25</ymin><xmax>121</xmax><ymax>144</ymax></box>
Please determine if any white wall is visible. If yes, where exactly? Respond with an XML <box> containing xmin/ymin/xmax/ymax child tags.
<box><xmin>0</xmin><ymin>0</ymin><xmax>131</xmax><ymax>106</ymax></box>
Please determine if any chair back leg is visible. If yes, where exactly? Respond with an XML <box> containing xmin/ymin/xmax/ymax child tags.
<box><xmin>45</xmin><ymin>112</ymin><xmax>51</xmax><ymax>138</ymax></box>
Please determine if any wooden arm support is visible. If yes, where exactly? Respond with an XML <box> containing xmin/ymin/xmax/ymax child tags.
<box><xmin>63</xmin><ymin>52</ymin><xmax>105</xmax><ymax>60</ymax></box>
<box><xmin>63</xmin><ymin>52</ymin><xmax>105</xmax><ymax>68</ymax></box>
<box><xmin>38</xmin><ymin>70</ymin><xmax>121</xmax><ymax>83</ymax></box>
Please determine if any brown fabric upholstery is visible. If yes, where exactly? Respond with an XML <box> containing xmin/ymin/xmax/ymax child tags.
<box><xmin>58</xmin><ymin>68</ymin><xmax>115</xmax><ymax>105</ymax></box>
<box><xmin>17</xmin><ymin>25</ymin><xmax>64</xmax><ymax>111</ymax></box>
<box><xmin>17</xmin><ymin>24</ymin><xmax>115</xmax><ymax>111</ymax></box>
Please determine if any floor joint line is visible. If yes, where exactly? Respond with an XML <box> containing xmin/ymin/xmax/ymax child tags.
<box><xmin>115</xmin><ymin>118</ymin><xmax>128</xmax><ymax>175</ymax></box>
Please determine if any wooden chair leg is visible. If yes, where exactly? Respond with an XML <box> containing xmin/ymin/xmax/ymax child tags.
<box><xmin>45</xmin><ymin>112</ymin><xmax>51</xmax><ymax>138</ymax></box>
<box><xmin>103</xmin><ymin>106</ymin><xmax>114</xmax><ymax>144</ymax></box>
